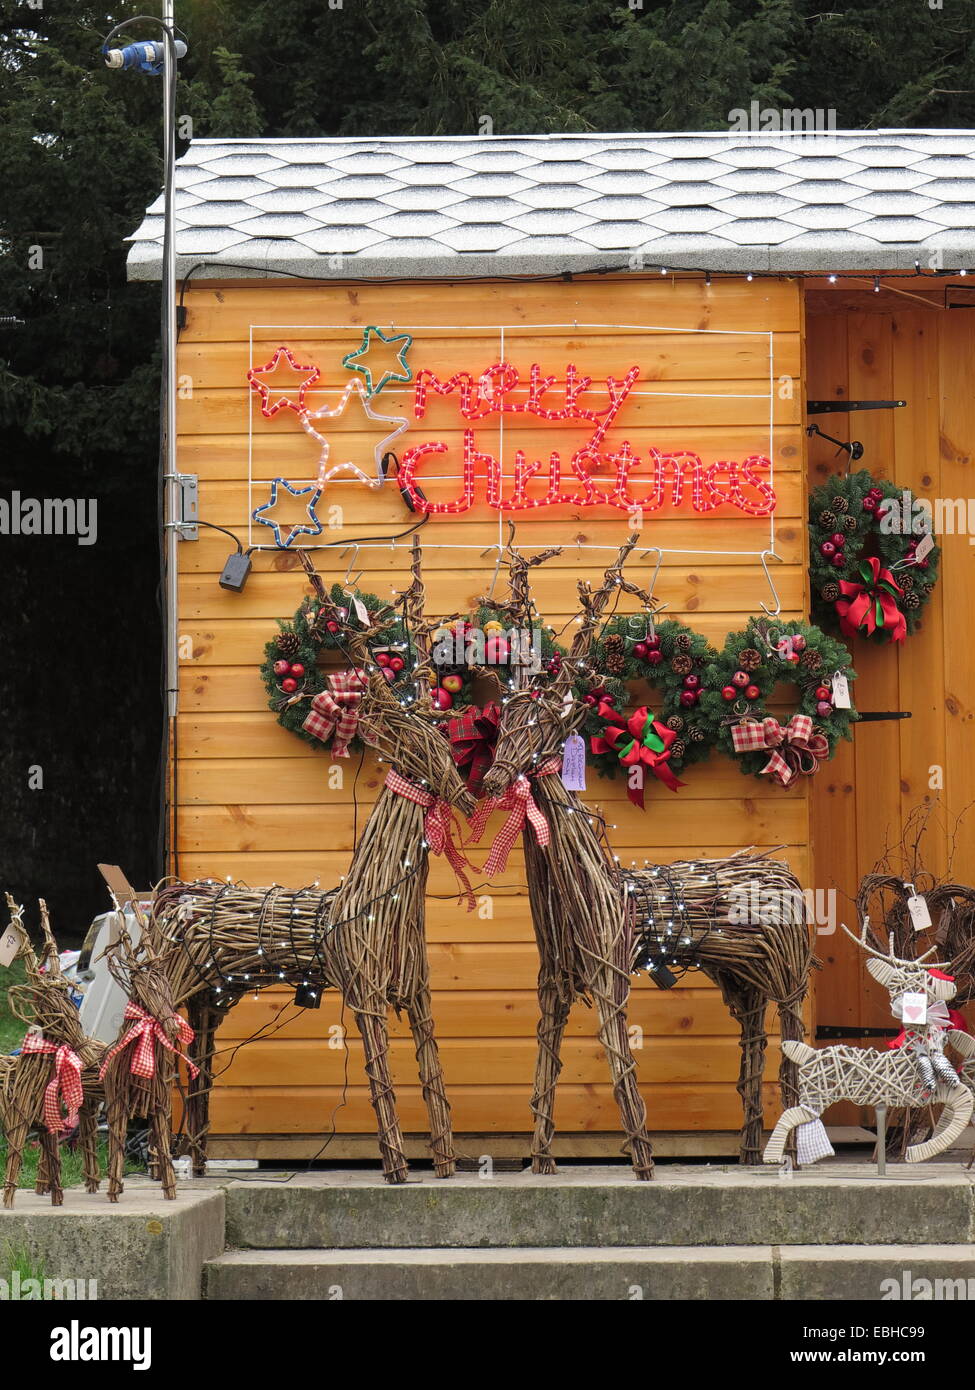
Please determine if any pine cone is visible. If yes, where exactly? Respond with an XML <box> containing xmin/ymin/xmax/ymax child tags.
<box><xmin>903</xmin><ymin>592</ymin><xmax>920</xmax><ymax>610</ymax></box>
<box><xmin>276</xmin><ymin>632</ymin><xmax>301</xmax><ymax>658</ymax></box>
<box><xmin>694</xmin><ymin>654</ymin><xmax>707</xmax><ymax>667</ymax></box>
<box><xmin>666</xmin><ymin>714</ymin><xmax>685</xmax><ymax>733</ymax></box>
<box><xmin>605</xmin><ymin>634</ymin><xmax>625</xmax><ymax>655</ymax></box>
<box><xmin>818</xmin><ymin>510</ymin><xmax>837</xmax><ymax>530</ymax></box>
<box><xmin>821</xmin><ymin>582</ymin><xmax>840</xmax><ymax>602</ymax></box>
<box><xmin>606</xmin><ymin>653</ymin><xmax>627</xmax><ymax>675</ymax></box>
<box><xmin>670</xmin><ymin>739</ymin><xmax>686</xmax><ymax>762</ymax></box>
<box><xmin>800</xmin><ymin>650</ymin><xmax>822</xmax><ymax>672</ymax></box>
<box><xmin>899</xmin><ymin>574</ymin><xmax>915</xmax><ymax>592</ymax></box>
<box><xmin>674</xmin><ymin>633</ymin><xmax>692</xmax><ymax>651</ymax></box>
<box><xmin>688</xmin><ymin>725</ymin><xmax>707</xmax><ymax>743</ymax></box>
<box><xmin>738</xmin><ymin>648</ymin><xmax>762</xmax><ymax>672</ymax></box>
<box><xmin>841</xmin><ymin>514</ymin><xmax>858</xmax><ymax>533</ymax></box>
<box><xmin>830</xmin><ymin>495</ymin><xmax>850</xmax><ymax>514</ymax></box>
<box><xmin>671</xmin><ymin>654</ymin><xmax>693</xmax><ymax>676</ymax></box>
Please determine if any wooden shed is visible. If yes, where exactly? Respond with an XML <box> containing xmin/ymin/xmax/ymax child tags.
<box><xmin>128</xmin><ymin>130</ymin><xmax>975</xmax><ymax>1161</ymax></box>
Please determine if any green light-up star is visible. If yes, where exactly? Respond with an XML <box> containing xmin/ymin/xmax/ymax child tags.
<box><xmin>342</xmin><ymin>326</ymin><xmax>413</xmax><ymax>397</ymax></box>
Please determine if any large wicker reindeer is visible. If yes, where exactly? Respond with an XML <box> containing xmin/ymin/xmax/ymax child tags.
<box><xmin>147</xmin><ymin>542</ymin><xmax>476</xmax><ymax>1185</ymax></box>
<box><xmin>1</xmin><ymin>896</ymin><xmax>105</xmax><ymax>1207</ymax></box>
<box><xmin>475</xmin><ymin>536</ymin><xmax>813</xmax><ymax>1177</ymax></box>
<box><xmin>764</xmin><ymin>923</ymin><xmax>975</xmax><ymax>1164</ymax></box>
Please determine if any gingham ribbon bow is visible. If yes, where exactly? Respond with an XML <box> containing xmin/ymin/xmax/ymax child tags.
<box><xmin>466</xmin><ymin>759</ymin><xmax>559</xmax><ymax>876</ymax></box>
<box><xmin>301</xmin><ymin>669</ymin><xmax>368</xmax><ymax>757</ymax></box>
<box><xmin>384</xmin><ymin>769</ymin><xmax>476</xmax><ymax>910</ymax></box>
<box><xmin>730</xmin><ymin>714</ymin><xmax>829</xmax><ymax>787</ymax></box>
<box><xmin>21</xmin><ymin>1034</ymin><xmax>84</xmax><ymax>1135</ymax></box>
<box><xmin>98</xmin><ymin>1002</ymin><xmax>198</xmax><ymax>1082</ymax></box>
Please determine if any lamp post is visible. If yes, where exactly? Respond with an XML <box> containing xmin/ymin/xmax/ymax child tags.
<box><xmin>103</xmin><ymin>7</ymin><xmax>185</xmax><ymax>875</ymax></box>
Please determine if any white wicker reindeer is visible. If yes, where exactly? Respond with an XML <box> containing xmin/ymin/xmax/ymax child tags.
<box><xmin>764</xmin><ymin>923</ymin><xmax>975</xmax><ymax>1165</ymax></box>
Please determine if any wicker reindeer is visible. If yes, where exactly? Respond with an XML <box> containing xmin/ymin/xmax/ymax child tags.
<box><xmin>475</xmin><ymin>536</ymin><xmax>813</xmax><ymax>1177</ymax></box>
<box><xmin>1</xmin><ymin>896</ymin><xmax>105</xmax><ymax>1207</ymax></box>
<box><xmin>147</xmin><ymin>543</ymin><xmax>476</xmax><ymax>1185</ymax></box>
<box><xmin>764</xmin><ymin>923</ymin><xmax>975</xmax><ymax>1165</ymax></box>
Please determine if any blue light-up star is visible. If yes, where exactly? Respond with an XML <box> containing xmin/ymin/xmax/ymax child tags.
<box><xmin>252</xmin><ymin>478</ymin><xmax>323</xmax><ymax>549</ymax></box>
<box><xmin>342</xmin><ymin>326</ymin><xmax>413</xmax><ymax>397</ymax></box>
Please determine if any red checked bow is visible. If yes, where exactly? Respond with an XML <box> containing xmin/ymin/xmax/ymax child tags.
<box><xmin>731</xmin><ymin>714</ymin><xmax>829</xmax><ymax>787</ymax></box>
<box><xmin>444</xmin><ymin>702</ymin><xmax>500</xmax><ymax>797</ymax></box>
<box><xmin>301</xmin><ymin>669</ymin><xmax>368</xmax><ymax>757</ymax></box>
<box><xmin>590</xmin><ymin>706</ymin><xmax>685</xmax><ymax>809</ymax></box>
<box><xmin>385</xmin><ymin>769</ymin><xmax>477</xmax><ymax>910</ymax></box>
<box><xmin>835</xmin><ymin>556</ymin><xmax>906</xmax><ymax>643</ymax></box>
<box><xmin>466</xmin><ymin>760</ymin><xmax>559</xmax><ymax>875</ymax></box>
<box><xmin>98</xmin><ymin>1002</ymin><xmax>198</xmax><ymax>1082</ymax></box>
<box><xmin>21</xmin><ymin>1034</ymin><xmax>84</xmax><ymax>1134</ymax></box>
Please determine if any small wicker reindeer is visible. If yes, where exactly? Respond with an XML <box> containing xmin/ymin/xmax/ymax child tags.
<box><xmin>98</xmin><ymin>914</ymin><xmax>198</xmax><ymax>1202</ymax></box>
<box><xmin>476</xmin><ymin>536</ymin><xmax>813</xmax><ymax>1177</ymax></box>
<box><xmin>1</xmin><ymin>896</ymin><xmax>105</xmax><ymax>1207</ymax></box>
<box><xmin>147</xmin><ymin>543</ymin><xmax>476</xmax><ymax>1184</ymax></box>
<box><xmin>763</xmin><ymin>923</ymin><xmax>975</xmax><ymax>1165</ymax></box>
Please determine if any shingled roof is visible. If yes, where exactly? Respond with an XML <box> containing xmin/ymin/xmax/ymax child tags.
<box><xmin>126</xmin><ymin>130</ymin><xmax>975</xmax><ymax>280</ymax></box>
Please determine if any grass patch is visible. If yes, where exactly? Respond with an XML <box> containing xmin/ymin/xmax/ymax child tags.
<box><xmin>0</xmin><ymin>956</ymin><xmax>27</xmax><ymax>1054</ymax></box>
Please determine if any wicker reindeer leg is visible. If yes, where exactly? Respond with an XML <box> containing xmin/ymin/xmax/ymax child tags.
<box><xmin>35</xmin><ymin>1143</ymin><xmax>50</xmax><ymax>1196</ymax></box>
<box><xmin>78</xmin><ymin>1100</ymin><xmax>101</xmax><ymax>1194</ymax></box>
<box><xmin>724</xmin><ymin>981</ymin><xmax>768</xmax><ymax>1166</ymax></box>
<box><xmin>151</xmin><ymin>1109</ymin><xmax>177</xmax><ymax>1200</ymax></box>
<box><xmin>2</xmin><ymin>1116</ymin><xmax>30</xmax><ymax>1207</ymax></box>
<box><xmin>406</xmin><ymin>978</ymin><xmax>455</xmax><ymax>1178</ymax></box>
<box><xmin>184</xmin><ymin>994</ymin><xmax>223</xmax><ymax>1177</ymax></box>
<box><xmin>591</xmin><ymin>965</ymin><xmax>654</xmax><ymax>1180</ymax></box>
<box><xmin>529</xmin><ymin>979</ymin><xmax>571</xmax><ymax>1175</ymax></box>
<box><xmin>105</xmin><ymin>1088</ymin><xmax>128</xmax><ymax>1203</ymax></box>
<box><xmin>38</xmin><ymin>1130</ymin><xmax>63</xmax><ymax>1206</ymax></box>
<box><xmin>356</xmin><ymin>1007</ymin><xmax>409</xmax><ymax>1184</ymax></box>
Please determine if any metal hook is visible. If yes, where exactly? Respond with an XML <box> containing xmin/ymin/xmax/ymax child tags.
<box><xmin>480</xmin><ymin>543</ymin><xmax>504</xmax><ymax>602</ymax></box>
<box><xmin>636</xmin><ymin>545</ymin><xmax>670</xmax><ymax>619</ymax></box>
<box><xmin>340</xmin><ymin>544</ymin><xmax>364</xmax><ymax>591</ymax></box>
<box><xmin>759</xmin><ymin>550</ymin><xmax>782</xmax><ymax>617</ymax></box>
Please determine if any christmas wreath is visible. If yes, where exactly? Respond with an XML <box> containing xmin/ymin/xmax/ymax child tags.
<box><xmin>809</xmin><ymin>469</ymin><xmax>940</xmax><ymax>643</ymax></box>
<box><xmin>697</xmin><ymin>616</ymin><xmax>858</xmax><ymax>784</ymax></box>
<box><xmin>583</xmin><ymin>617</ymin><xmax>719</xmax><ymax>802</ymax></box>
<box><xmin>262</xmin><ymin>583</ymin><xmax>413</xmax><ymax>755</ymax></box>
<box><xmin>429</xmin><ymin>605</ymin><xmax>565</xmax><ymax>713</ymax></box>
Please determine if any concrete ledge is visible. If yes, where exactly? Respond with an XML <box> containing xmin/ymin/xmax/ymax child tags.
<box><xmin>223</xmin><ymin>1164</ymin><xmax>975</xmax><ymax>1251</ymax></box>
<box><xmin>779</xmin><ymin>1244</ymin><xmax>975</xmax><ymax>1301</ymax></box>
<box><xmin>205</xmin><ymin>1245</ymin><xmax>774</xmax><ymax>1301</ymax></box>
<box><xmin>0</xmin><ymin>1186</ymin><xmax>225</xmax><ymax>1300</ymax></box>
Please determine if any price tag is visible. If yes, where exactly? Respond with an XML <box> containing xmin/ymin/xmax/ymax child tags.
<box><xmin>905</xmin><ymin>883</ymin><xmax>932</xmax><ymax>931</ymax></box>
<box><xmin>831</xmin><ymin>671</ymin><xmax>852</xmax><ymax>709</ymax></box>
<box><xmin>0</xmin><ymin>922</ymin><xmax>24</xmax><ymax>968</ymax></box>
<box><xmin>352</xmin><ymin>597</ymin><xmax>369</xmax><ymax>625</ymax></box>
<box><xmin>914</xmin><ymin>533</ymin><xmax>934</xmax><ymax>561</ymax></box>
<box><xmin>900</xmin><ymin>991</ymin><xmax>928</xmax><ymax>1027</ymax></box>
<box><xmin>560</xmin><ymin>734</ymin><xmax>587</xmax><ymax>791</ymax></box>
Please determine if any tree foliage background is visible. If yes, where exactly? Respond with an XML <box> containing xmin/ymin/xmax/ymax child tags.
<box><xmin>1</xmin><ymin>0</ymin><xmax>973</xmax><ymax>933</ymax></box>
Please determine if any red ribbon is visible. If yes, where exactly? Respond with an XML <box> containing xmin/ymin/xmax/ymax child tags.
<box><xmin>384</xmin><ymin>769</ymin><xmax>476</xmax><ymax>910</ymax></box>
<box><xmin>21</xmin><ymin>1034</ymin><xmax>84</xmax><ymax>1134</ymax></box>
<box><xmin>836</xmin><ymin>555</ymin><xmax>906</xmax><ymax>643</ymax></box>
<box><xmin>466</xmin><ymin>760</ymin><xmax>559</xmax><ymax>875</ymax></box>
<box><xmin>444</xmin><ymin>701</ymin><xmax>500</xmax><ymax>797</ymax></box>
<box><xmin>590</xmin><ymin>706</ymin><xmax>685</xmax><ymax>808</ymax></box>
<box><xmin>99</xmin><ymin>1002</ymin><xmax>198</xmax><ymax>1082</ymax></box>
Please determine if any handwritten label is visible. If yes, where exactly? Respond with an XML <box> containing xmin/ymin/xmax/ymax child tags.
<box><xmin>352</xmin><ymin>597</ymin><xmax>369</xmax><ymax>625</ymax></box>
<box><xmin>0</xmin><ymin>923</ymin><xmax>24</xmax><ymax>968</ymax></box>
<box><xmin>560</xmin><ymin>734</ymin><xmax>587</xmax><ymax>791</ymax></box>
<box><xmin>914</xmin><ymin>533</ymin><xmax>934</xmax><ymax>561</ymax></box>
<box><xmin>831</xmin><ymin>671</ymin><xmax>852</xmax><ymax>709</ymax></box>
<box><xmin>906</xmin><ymin>892</ymin><xmax>932</xmax><ymax>932</ymax></box>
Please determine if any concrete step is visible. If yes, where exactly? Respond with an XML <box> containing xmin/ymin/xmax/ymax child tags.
<box><xmin>204</xmin><ymin>1243</ymin><xmax>975</xmax><ymax>1301</ymax></box>
<box><xmin>223</xmin><ymin>1164</ymin><xmax>975</xmax><ymax>1250</ymax></box>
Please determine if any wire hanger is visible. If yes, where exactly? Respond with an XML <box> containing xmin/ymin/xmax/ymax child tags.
<box><xmin>759</xmin><ymin>549</ymin><xmax>782</xmax><ymax>617</ymax></box>
<box><xmin>340</xmin><ymin>544</ymin><xmax>364</xmax><ymax>591</ymax></box>
<box><xmin>636</xmin><ymin>545</ymin><xmax>671</xmax><ymax>619</ymax></box>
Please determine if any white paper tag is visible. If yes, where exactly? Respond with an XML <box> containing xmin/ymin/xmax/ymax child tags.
<box><xmin>914</xmin><ymin>533</ymin><xmax>934</xmax><ymax>561</ymax></box>
<box><xmin>831</xmin><ymin>671</ymin><xmax>851</xmax><ymax>709</ymax></box>
<box><xmin>352</xmin><ymin>597</ymin><xmax>369</xmax><ymax>625</ymax></box>
<box><xmin>0</xmin><ymin>923</ymin><xmax>24</xmax><ymax>968</ymax></box>
<box><xmin>906</xmin><ymin>892</ymin><xmax>932</xmax><ymax>931</ymax></box>
<box><xmin>900</xmin><ymin>991</ymin><xmax>928</xmax><ymax>1026</ymax></box>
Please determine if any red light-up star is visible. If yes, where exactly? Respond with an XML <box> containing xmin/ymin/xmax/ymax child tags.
<box><xmin>248</xmin><ymin>346</ymin><xmax>321</xmax><ymax>417</ymax></box>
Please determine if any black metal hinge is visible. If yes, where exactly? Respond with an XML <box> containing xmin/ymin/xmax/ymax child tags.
<box><xmin>816</xmin><ymin>1025</ymin><xmax>900</xmax><ymax>1040</ymax></box>
<box><xmin>807</xmin><ymin>400</ymin><xmax>906</xmax><ymax>414</ymax></box>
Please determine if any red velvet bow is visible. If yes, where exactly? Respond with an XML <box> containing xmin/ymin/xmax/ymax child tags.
<box><xmin>835</xmin><ymin>556</ymin><xmax>906</xmax><ymax>643</ymax></box>
<box><xmin>590</xmin><ymin>706</ymin><xmax>685</xmax><ymax>809</ymax></box>
<box><xmin>444</xmin><ymin>701</ymin><xmax>500</xmax><ymax>797</ymax></box>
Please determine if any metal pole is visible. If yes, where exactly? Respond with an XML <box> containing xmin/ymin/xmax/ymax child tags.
<box><xmin>161</xmin><ymin>2</ymin><xmax>179</xmax><ymax>878</ymax></box>
<box><xmin>876</xmin><ymin>1104</ymin><xmax>887</xmax><ymax>1177</ymax></box>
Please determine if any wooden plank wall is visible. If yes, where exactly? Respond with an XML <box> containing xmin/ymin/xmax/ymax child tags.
<box><xmin>175</xmin><ymin>275</ymin><xmax>809</xmax><ymax>1149</ymax></box>
<box><xmin>807</xmin><ymin>303</ymin><xmax>975</xmax><ymax>1063</ymax></box>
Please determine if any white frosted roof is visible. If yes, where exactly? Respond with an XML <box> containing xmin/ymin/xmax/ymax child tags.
<box><xmin>126</xmin><ymin>130</ymin><xmax>975</xmax><ymax>279</ymax></box>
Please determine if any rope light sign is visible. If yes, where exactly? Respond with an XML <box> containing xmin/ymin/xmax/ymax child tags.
<box><xmin>247</xmin><ymin>322</ymin><xmax>779</xmax><ymax>545</ymax></box>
